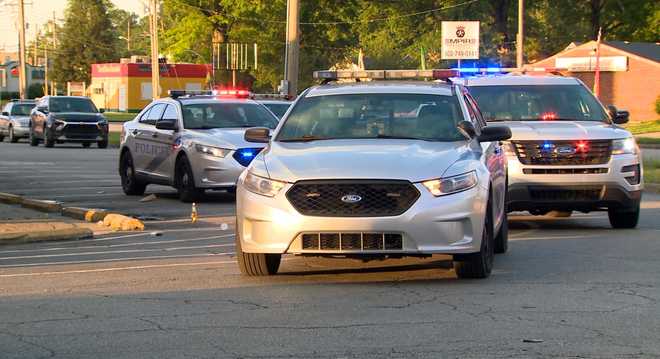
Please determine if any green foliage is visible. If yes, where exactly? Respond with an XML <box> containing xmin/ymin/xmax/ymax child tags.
<box><xmin>0</xmin><ymin>92</ymin><xmax>20</xmax><ymax>101</ymax></box>
<box><xmin>52</xmin><ymin>0</ymin><xmax>120</xmax><ymax>84</ymax></box>
<box><xmin>27</xmin><ymin>83</ymin><xmax>44</xmax><ymax>99</ymax></box>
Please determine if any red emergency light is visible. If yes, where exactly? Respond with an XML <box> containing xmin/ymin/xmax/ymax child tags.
<box><xmin>214</xmin><ymin>87</ymin><xmax>251</xmax><ymax>98</ymax></box>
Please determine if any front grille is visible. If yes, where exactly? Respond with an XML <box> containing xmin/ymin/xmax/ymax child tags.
<box><xmin>301</xmin><ymin>232</ymin><xmax>403</xmax><ymax>251</ymax></box>
<box><xmin>523</xmin><ymin>168</ymin><xmax>608</xmax><ymax>175</ymax></box>
<box><xmin>63</xmin><ymin>124</ymin><xmax>100</xmax><ymax>138</ymax></box>
<box><xmin>286</xmin><ymin>180</ymin><xmax>419</xmax><ymax>217</ymax></box>
<box><xmin>513</xmin><ymin>140</ymin><xmax>612</xmax><ymax>165</ymax></box>
<box><xmin>529</xmin><ymin>186</ymin><xmax>603</xmax><ymax>201</ymax></box>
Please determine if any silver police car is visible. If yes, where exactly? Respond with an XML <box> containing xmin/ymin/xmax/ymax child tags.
<box><xmin>235</xmin><ymin>70</ymin><xmax>512</xmax><ymax>278</ymax></box>
<box><xmin>119</xmin><ymin>90</ymin><xmax>279</xmax><ymax>202</ymax></box>
<box><xmin>0</xmin><ymin>99</ymin><xmax>36</xmax><ymax>142</ymax></box>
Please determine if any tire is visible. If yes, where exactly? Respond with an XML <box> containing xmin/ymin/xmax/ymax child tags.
<box><xmin>454</xmin><ymin>198</ymin><xmax>494</xmax><ymax>279</ymax></box>
<box><xmin>98</xmin><ymin>138</ymin><xmax>108</xmax><ymax>149</ymax></box>
<box><xmin>608</xmin><ymin>203</ymin><xmax>640</xmax><ymax>229</ymax></box>
<box><xmin>9</xmin><ymin>126</ymin><xmax>18</xmax><ymax>143</ymax></box>
<box><xmin>29</xmin><ymin>129</ymin><xmax>39</xmax><ymax>146</ymax></box>
<box><xmin>494</xmin><ymin>211</ymin><xmax>508</xmax><ymax>254</ymax></box>
<box><xmin>44</xmin><ymin>127</ymin><xmax>55</xmax><ymax>148</ymax></box>
<box><xmin>0</xmin><ymin>134</ymin><xmax>4</xmax><ymax>142</ymax></box>
<box><xmin>236</xmin><ymin>224</ymin><xmax>281</xmax><ymax>276</ymax></box>
<box><xmin>82</xmin><ymin>142</ymin><xmax>91</xmax><ymax>148</ymax></box>
<box><xmin>120</xmin><ymin>152</ymin><xmax>147</xmax><ymax>196</ymax></box>
<box><xmin>175</xmin><ymin>157</ymin><xmax>204</xmax><ymax>203</ymax></box>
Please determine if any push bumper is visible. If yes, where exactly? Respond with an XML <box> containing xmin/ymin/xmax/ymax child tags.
<box><xmin>236</xmin><ymin>175</ymin><xmax>489</xmax><ymax>255</ymax></box>
<box><xmin>52</xmin><ymin>123</ymin><xmax>107</xmax><ymax>142</ymax></box>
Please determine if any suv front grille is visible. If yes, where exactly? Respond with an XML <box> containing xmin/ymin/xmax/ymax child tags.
<box><xmin>63</xmin><ymin>123</ymin><xmax>101</xmax><ymax>138</ymax></box>
<box><xmin>301</xmin><ymin>232</ymin><xmax>403</xmax><ymax>251</ymax></box>
<box><xmin>513</xmin><ymin>140</ymin><xmax>612</xmax><ymax>165</ymax></box>
<box><xmin>286</xmin><ymin>180</ymin><xmax>419</xmax><ymax>217</ymax></box>
<box><xmin>529</xmin><ymin>186</ymin><xmax>603</xmax><ymax>201</ymax></box>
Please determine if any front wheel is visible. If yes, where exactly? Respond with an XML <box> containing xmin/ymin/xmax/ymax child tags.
<box><xmin>0</xmin><ymin>134</ymin><xmax>4</xmax><ymax>142</ymax></box>
<box><xmin>120</xmin><ymin>152</ymin><xmax>147</xmax><ymax>196</ymax></box>
<box><xmin>454</xmin><ymin>199</ymin><xmax>494</xmax><ymax>279</ymax></box>
<box><xmin>236</xmin><ymin>227</ymin><xmax>281</xmax><ymax>276</ymax></box>
<box><xmin>29</xmin><ymin>129</ymin><xmax>39</xmax><ymax>146</ymax></box>
<box><xmin>82</xmin><ymin>142</ymin><xmax>91</xmax><ymax>148</ymax></box>
<box><xmin>608</xmin><ymin>202</ymin><xmax>640</xmax><ymax>229</ymax></box>
<box><xmin>44</xmin><ymin>127</ymin><xmax>55</xmax><ymax>148</ymax></box>
<box><xmin>175</xmin><ymin>157</ymin><xmax>204</xmax><ymax>203</ymax></box>
<box><xmin>98</xmin><ymin>138</ymin><xmax>108</xmax><ymax>149</ymax></box>
<box><xmin>9</xmin><ymin>127</ymin><xmax>18</xmax><ymax>143</ymax></box>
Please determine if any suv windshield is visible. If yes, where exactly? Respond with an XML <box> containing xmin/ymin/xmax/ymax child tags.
<box><xmin>277</xmin><ymin>93</ymin><xmax>465</xmax><ymax>142</ymax></box>
<box><xmin>10</xmin><ymin>103</ymin><xmax>34</xmax><ymax>116</ymax></box>
<box><xmin>263</xmin><ymin>103</ymin><xmax>290</xmax><ymax>118</ymax></box>
<box><xmin>182</xmin><ymin>102</ymin><xmax>278</xmax><ymax>130</ymax></box>
<box><xmin>50</xmin><ymin>98</ymin><xmax>98</xmax><ymax>113</ymax></box>
<box><xmin>468</xmin><ymin>84</ymin><xmax>609</xmax><ymax>122</ymax></box>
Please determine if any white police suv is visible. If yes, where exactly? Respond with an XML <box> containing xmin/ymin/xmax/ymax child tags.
<box><xmin>119</xmin><ymin>90</ymin><xmax>279</xmax><ymax>202</ymax></box>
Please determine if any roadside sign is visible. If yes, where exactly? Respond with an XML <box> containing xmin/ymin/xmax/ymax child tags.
<box><xmin>441</xmin><ymin>21</ymin><xmax>480</xmax><ymax>60</ymax></box>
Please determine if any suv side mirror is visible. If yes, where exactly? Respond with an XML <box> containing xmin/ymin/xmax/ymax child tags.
<box><xmin>457</xmin><ymin>120</ymin><xmax>477</xmax><ymax>138</ymax></box>
<box><xmin>478</xmin><ymin>126</ymin><xmax>512</xmax><ymax>142</ymax></box>
<box><xmin>99</xmin><ymin>108</ymin><xmax>105</xmax><ymax>113</ymax></box>
<box><xmin>244</xmin><ymin>127</ymin><xmax>271</xmax><ymax>143</ymax></box>
<box><xmin>37</xmin><ymin>106</ymin><xmax>48</xmax><ymax>114</ymax></box>
<box><xmin>155</xmin><ymin>118</ymin><xmax>178</xmax><ymax>131</ymax></box>
<box><xmin>607</xmin><ymin>105</ymin><xmax>629</xmax><ymax>124</ymax></box>
<box><xmin>1</xmin><ymin>111</ymin><xmax>8</xmax><ymax>116</ymax></box>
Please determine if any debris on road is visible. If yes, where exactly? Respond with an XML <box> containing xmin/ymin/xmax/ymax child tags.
<box><xmin>140</xmin><ymin>194</ymin><xmax>158</xmax><ymax>202</ymax></box>
<box><xmin>102</xmin><ymin>213</ymin><xmax>145</xmax><ymax>231</ymax></box>
<box><xmin>191</xmin><ymin>202</ymin><xmax>199</xmax><ymax>223</ymax></box>
<box><xmin>522</xmin><ymin>339</ymin><xmax>544</xmax><ymax>343</ymax></box>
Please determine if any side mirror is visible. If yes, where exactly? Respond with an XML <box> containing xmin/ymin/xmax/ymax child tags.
<box><xmin>37</xmin><ymin>106</ymin><xmax>48</xmax><ymax>113</ymax></box>
<box><xmin>478</xmin><ymin>126</ymin><xmax>512</xmax><ymax>142</ymax></box>
<box><xmin>155</xmin><ymin>118</ymin><xmax>178</xmax><ymax>131</ymax></box>
<box><xmin>457</xmin><ymin>120</ymin><xmax>477</xmax><ymax>138</ymax></box>
<box><xmin>244</xmin><ymin>127</ymin><xmax>271</xmax><ymax>143</ymax></box>
<box><xmin>99</xmin><ymin>108</ymin><xmax>105</xmax><ymax>113</ymax></box>
<box><xmin>1</xmin><ymin>111</ymin><xmax>8</xmax><ymax>116</ymax></box>
<box><xmin>607</xmin><ymin>105</ymin><xmax>629</xmax><ymax>124</ymax></box>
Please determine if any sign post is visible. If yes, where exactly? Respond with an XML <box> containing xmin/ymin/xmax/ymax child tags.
<box><xmin>441</xmin><ymin>21</ymin><xmax>480</xmax><ymax>61</ymax></box>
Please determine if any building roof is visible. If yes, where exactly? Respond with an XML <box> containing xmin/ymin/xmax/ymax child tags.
<box><xmin>605</xmin><ymin>41</ymin><xmax>660</xmax><ymax>63</ymax></box>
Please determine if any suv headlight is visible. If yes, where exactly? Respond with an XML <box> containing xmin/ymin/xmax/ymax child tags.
<box><xmin>243</xmin><ymin>171</ymin><xmax>286</xmax><ymax>197</ymax></box>
<box><xmin>195</xmin><ymin>144</ymin><xmax>231</xmax><ymax>158</ymax></box>
<box><xmin>422</xmin><ymin>171</ymin><xmax>478</xmax><ymax>197</ymax></box>
<box><xmin>611</xmin><ymin>137</ymin><xmax>637</xmax><ymax>155</ymax></box>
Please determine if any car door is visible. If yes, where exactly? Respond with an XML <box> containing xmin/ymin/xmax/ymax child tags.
<box><xmin>132</xmin><ymin>103</ymin><xmax>169</xmax><ymax>180</ymax></box>
<box><xmin>0</xmin><ymin>103</ymin><xmax>10</xmax><ymax>135</ymax></box>
<box><xmin>464</xmin><ymin>91</ymin><xmax>506</xmax><ymax>227</ymax></box>
<box><xmin>151</xmin><ymin>104</ymin><xmax>181</xmax><ymax>180</ymax></box>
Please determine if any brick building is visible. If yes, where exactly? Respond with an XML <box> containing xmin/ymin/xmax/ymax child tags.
<box><xmin>527</xmin><ymin>41</ymin><xmax>659</xmax><ymax>121</ymax></box>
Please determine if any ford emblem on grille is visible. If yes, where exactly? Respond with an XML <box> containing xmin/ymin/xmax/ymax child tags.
<box><xmin>341</xmin><ymin>194</ymin><xmax>362</xmax><ymax>203</ymax></box>
<box><xmin>555</xmin><ymin>145</ymin><xmax>576</xmax><ymax>155</ymax></box>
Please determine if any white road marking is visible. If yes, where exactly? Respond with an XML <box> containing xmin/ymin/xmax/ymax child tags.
<box><xmin>0</xmin><ymin>252</ymin><xmax>235</xmax><ymax>268</ymax></box>
<box><xmin>0</xmin><ymin>244</ymin><xmax>235</xmax><ymax>261</ymax></box>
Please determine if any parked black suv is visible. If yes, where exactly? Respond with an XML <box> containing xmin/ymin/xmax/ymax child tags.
<box><xmin>30</xmin><ymin>96</ymin><xmax>109</xmax><ymax>148</ymax></box>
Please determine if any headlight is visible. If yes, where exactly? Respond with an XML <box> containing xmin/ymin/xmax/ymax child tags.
<box><xmin>195</xmin><ymin>144</ymin><xmax>231</xmax><ymax>158</ymax></box>
<box><xmin>611</xmin><ymin>137</ymin><xmax>637</xmax><ymax>155</ymax></box>
<box><xmin>243</xmin><ymin>171</ymin><xmax>286</xmax><ymax>197</ymax></box>
<box><xmin>422</xmin><ymin>171</ymin><xmax>478</xmax><ymax>197</ymax></box>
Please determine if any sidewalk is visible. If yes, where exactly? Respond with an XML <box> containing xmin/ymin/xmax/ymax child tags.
<box><xmin>0</xmin><ymin>203</ymin><xmax>110</xmax><ymax>245</ymax></box>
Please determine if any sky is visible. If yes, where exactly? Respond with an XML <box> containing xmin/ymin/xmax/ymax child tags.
<box><xmin>0</xmin><ymin>0</ymin><xmax>147</xmax><ymax>50</ymax></box>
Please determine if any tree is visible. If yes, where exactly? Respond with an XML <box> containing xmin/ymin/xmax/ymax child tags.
<box><xmin>52</xmin><ymin>0</ymin><xmax>119</xmax><ymax>85</ymax></box>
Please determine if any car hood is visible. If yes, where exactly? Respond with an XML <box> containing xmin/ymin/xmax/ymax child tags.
<box><xmin>490</xmin><ymin>121</ymin><xmax>631</xmax><ymax>141</ymax></box>
<box><xmin>53</xmin><ymin>112</ymin><xmax>103</xmax><ymax>122</ymax></box>
<box><xmin>262</xmin><ymin>139</ymin><xmax>470</xmax><ymax>183</ymax></box>
<box><xmin>185</xmin><ymin>128</ymin><xmax>265</xmax><ymax>150</ymax></box>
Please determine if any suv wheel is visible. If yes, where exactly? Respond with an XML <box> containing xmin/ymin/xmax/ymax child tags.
<box><xmin>8</xmin><ymin>126</ymin><xmax>18</xmax><ymax>143</ymax></box>
<box><xmin>29</xmin><ymin>129</ymin><xmax>38</xmax><ymax>146</ymax></box>
<box><xmin>0</xmin><ymin>133</ymin><xmax>4</xmax><ymax>142</ymax></box>
<box><xmin>98</xmin><ymin>138</ymin><xmax>108</xmax><ymax>149</ymax></box>
<box><xmin>175</xmin><ymin>157</ymin><xmax>204</xmax><ymax>203</ymax></box>
<box><xmin>454</xmin><ymin>198</ymin><xmax>494</xmax><ymax>279</ymax></box>
<box><xmin>120</xmin><ymin>152</ymin><xmax>147</xmax><ymax>196</ymax></box>
<box><xmin>82</xmin><ymin>142</ymin><xmax>91</xmax><ymax>148</ymax></box>
<box><xmin>236</xmin><ymin>222</ymin><xmax>281</xmax><ymax>276</ymax></box>
<box><xmin>44</xmin><ymin>127</ymin><xmax>55</xmax><ymax>148</ymax></box>
<box><xmin>608</xmin><ymin>203</ymin><xmax>640</xmax><ymax>229</ymax></box>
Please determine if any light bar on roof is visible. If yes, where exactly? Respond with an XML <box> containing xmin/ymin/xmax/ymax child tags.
<box><xmin>313</xmin><ymin>69</ymin><xmax>459</xmax><ymax>81</ymax></box>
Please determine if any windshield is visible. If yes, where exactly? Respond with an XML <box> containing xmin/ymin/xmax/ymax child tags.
<box><xmin>468</xmin><ymin>84</ymin><xmax>609</xmax><ymax>122</ymax></box>
<box><xmin>263</xmin><ymin>103</ymin><xmax>291</xmax><ymax>118</ymax></box>
<box><xmin>50</xmin><ymin>98</ymin><xmax>98</xmax><ymax>113</ymax></box>
<box><xmin>277</xmin><ymin>93</ymin><xmax>465</xmax><ymax>142</ymax></box>
<box><xmin>182</xmin><ymin>102</ymin><xmax>278</xmax><ymax>130</ymax></box>
<box><xmin>10</xmin><ymin>103</ymin><xmax>34</xmax><ymax>116</ymax></box>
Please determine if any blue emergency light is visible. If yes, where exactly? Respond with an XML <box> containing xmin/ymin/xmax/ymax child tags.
<box><xmin>233</xmin><ymin>148</ymin><xmax>264</xmax><ymax>167</ymax></box>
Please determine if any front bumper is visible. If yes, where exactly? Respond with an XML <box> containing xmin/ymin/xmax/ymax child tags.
<box><xmin>236</xmin><ymin>174</ymin><xmax>489</xmax><ymax>255</ymax></box>
<box><xmin>189</xmin><ymin>152</ymin><xmax>248</xmax><ymax>189</ymax></box>
<box><xmin>507</xmin><ymin>153</ymin><xmax>643</xmax><ymax>212</ymax></box>
<box><xmin>12</xmin><ymin>125</ymin><xmax>30</xmax><ymax>137</ymax></box>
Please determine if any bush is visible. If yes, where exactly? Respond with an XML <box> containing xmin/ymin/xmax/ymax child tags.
<box><xmin>27</xmin><ymin>83</ymin><xmax>44</xmax><ymax>99</ymax></box>
<box><xmin>656</xmin><ymin>96</ymin><xmax>660</xmax><ymax>116</ymax></box>
<box><xmin>0</xmin><ymin>91</ymin><xmax>20</xmax><ymax>100</ymax></box>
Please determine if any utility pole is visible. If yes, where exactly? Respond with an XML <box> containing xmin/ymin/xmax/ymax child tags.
<box><xmin>17</xmin><ymin>0</ymin><xmax>27</xmax><ymax>99</ymax></box>
<box><xmin>284</xmin><ymin>0</ymin><xmax>300</xmax><ymax>98</ymax></box>
<box><xmin>44</xmin><ymin>40</ymin><xmax>48</xmax><ymax>95</ymax></box>
<box><xmin>149</xmin><ymin>0</ymin><xmax>160</xmax><ymax>99</ymax></box>
<box><xmin>127</xmin><ymin>20</ymin><xmax>131</xmax><ymax>51</ymax></box>
<box><xmin>51</xmin><ymin>11</ymin><xmax>57</xmax><ymax>95</ymax></box>
<box><xmin>516</xmin><ymin>0</ymin><xmax>524</xmax><ymax>69</ymax></box>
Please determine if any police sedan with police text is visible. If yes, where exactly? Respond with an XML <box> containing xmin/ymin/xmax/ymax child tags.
<box><xmin>119</xmin><ymin>90</ymin><xmax>279</xmax><ymax>202</ymax></box>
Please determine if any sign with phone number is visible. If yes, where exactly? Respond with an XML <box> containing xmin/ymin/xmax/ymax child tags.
<box><xmin>441</xmin><ymin>21</ymin><xmax>480</xmax><ymax>60</ymax></box>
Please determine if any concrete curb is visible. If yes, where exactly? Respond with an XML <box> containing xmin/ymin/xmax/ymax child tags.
<box><xmin>61</xmin><ymin>207</ymin><xmax>109</xmax><ymax>222</ymax></box>
<box><xmin>21</xmin><ymin>198</ymin><xmax>62</xmax><ymax>213</ymax></box>
<box><xmin>0</xmin><ymin>227</ymin><xmax>93</xmax><ymax>245</ymax></box>
<box><xmin>0</xmin><ymin>192</ymin><xmax>23</xmax><ymax>205</ymax></box>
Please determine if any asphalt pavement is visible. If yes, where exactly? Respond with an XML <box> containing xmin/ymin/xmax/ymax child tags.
<box><xmin>1</xmin><ymin>141</ymin><xmax>660</xmax><ymax>358</ymax></box>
